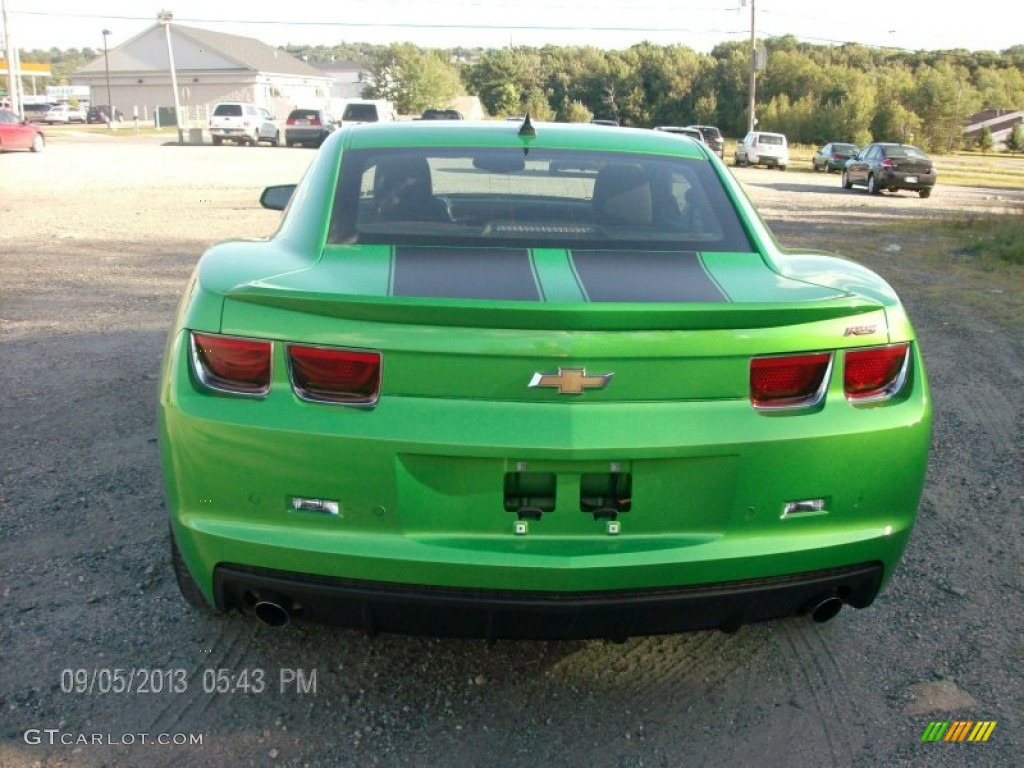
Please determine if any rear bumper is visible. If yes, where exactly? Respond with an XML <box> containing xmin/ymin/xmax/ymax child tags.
<box><xmin>215</xmin><ymin>561</ymin><xmax>884</xmax><ymax>639</ymax></box>
<box><xmin>879</xmin><ymin>172</ymin><xmax>936</xmax><ymax>190</ymax></box>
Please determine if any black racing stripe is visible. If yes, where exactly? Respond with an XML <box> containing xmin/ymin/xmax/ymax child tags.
<box><xmin>392</xmin><ymin>247</ymin><xmax>540</xmax><ymax>301</ymax></box>
<box><xmin>571</xmin><ymin>250</ymin><xmax>726</xmax><ymax>302</ymax></box>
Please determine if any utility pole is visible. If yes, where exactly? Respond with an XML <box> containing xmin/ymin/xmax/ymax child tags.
<box><xmin>158</xmin><ymin>9</ymin><xmax>183</xmax><ymax>144</ymax></box>
<box><xmin>2</xmin><ymin>0</ymin><xmax>24</xmax><ymax>116</ymax></box>
<box><xmin>102</xmin><ymin>29</ymin><xmax>113</xmax><ymax>129</ymax></box>
<box><xmin>746</xmin><ymin>0</ymin><xmax>757</xmax><ymax>134</ymax></box>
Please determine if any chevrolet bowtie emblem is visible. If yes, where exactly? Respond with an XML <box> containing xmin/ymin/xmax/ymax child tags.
<box><xmin>529</xmin><ymin>367</ymin><xmax>613</xmax><ymax>394</ymax></box>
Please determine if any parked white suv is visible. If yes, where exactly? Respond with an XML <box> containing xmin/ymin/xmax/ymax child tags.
<box><xmin>734</xmin><ymin>131</ymin><xmax>789</xmax><ymax>170</ymax></box>
<box><xmin>209</xmin><ymin>102</ymin><xmax>280</xmax><ymax>146</ymax></box>
<box><xmin>43</xmin><ymin>103</ymin><xmax>87</xmax><ymax>124</ymax></box>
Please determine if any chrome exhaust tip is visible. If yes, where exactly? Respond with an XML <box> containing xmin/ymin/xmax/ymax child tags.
<box><xmin>251</xmin><ymin>594</ymin><xmax>290</xmax><ymax>627</ymax></box>
<box><xmin>808</xmin><ymin>595</ymin><xmax>844</xmax><ymax>624</ymax></box>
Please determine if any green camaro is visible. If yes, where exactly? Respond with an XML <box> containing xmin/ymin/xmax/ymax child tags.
<box><xmin>159</xmin><ymin>118</ymin><xmax>931</xmax><ymax>639</ymax></box>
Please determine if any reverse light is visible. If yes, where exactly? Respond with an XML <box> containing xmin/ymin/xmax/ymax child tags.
<box><xmin>190</xmin><ymin>332</ymin><xmax>271</xmax><ymax>396</ymax></box>
<box><xmin>288</xmin><ymin>345</ymin><xmax>381</xmax><ymax>405</ymax></box>
<box><xmin>750</xmin><ymin>352</ymin><xmax>832</xmax><ymax>409</ymax></box>
<box><xmin>844</xmin><ymin>343</ymin><xmax>910</xmax><ymax>402</ymax></box>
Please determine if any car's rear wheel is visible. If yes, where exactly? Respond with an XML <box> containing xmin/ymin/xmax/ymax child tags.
<box><xmin>842</xmin><ymin>170</ymin><xmax>853</xmax><ymax>189</ymax></box>
<box><xmin>919</xmin><ymin>187</ymin><xmax>932</xmax><ymax>199</ymax></box>
<box><xmin>31</xmin><ymin>133</ymin><xmax>45</xmax><ymax>153</ymax></box>
<box><xmin>867</xmin><ymin>174</ymin><xmax>881</xmax><ymax>194</ymax></box>
<box><xmin>268</xmin><ymin>131</ymin><xmax>280</xmax><ymax>147</ymax></box>
<box><xmin>212</xmin><ymin>136</ymin><xmax>222</xmax><ymax>146</ymax></box>
<box><xmin>170</xmin><ymin>529</ymin><xmax>216</xmax><ymax>612</ymax></box>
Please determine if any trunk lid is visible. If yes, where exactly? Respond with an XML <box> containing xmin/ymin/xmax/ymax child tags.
<box><xmin>218</xmin><ymin>246</ymin><xmax>887</xmax><ymax>403</ymax></box>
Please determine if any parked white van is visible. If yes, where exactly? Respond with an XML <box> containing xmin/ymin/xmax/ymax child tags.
<box><xmin>734</xmin><ymin>131</ymin><xmax>789</xmax><ymax>170</ymax></box>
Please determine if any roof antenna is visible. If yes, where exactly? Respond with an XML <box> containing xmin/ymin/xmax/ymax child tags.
<box><xmin>517</xmin><ymin>113</ymin><xmax>536</xmax><ymax>138</ymax></box>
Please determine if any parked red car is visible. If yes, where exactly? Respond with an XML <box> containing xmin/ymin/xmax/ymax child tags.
<box><xmin>0</xmin><ymin>109</ymin><xmax>45</xmax><ymax>153</ymax></box>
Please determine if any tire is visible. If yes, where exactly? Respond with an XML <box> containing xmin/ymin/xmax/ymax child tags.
<box><xmin>867</xmin><ymin>174</ymin><xmax>881</xmax><ymax>194</ymax></box>
<box><xmin>268</xmin><ymin>131</ymin><xmax>279</xmax><ymax>147</ymax></box>
<box><xmin>813</xmin><ymin>162</ymin><xmax>821</xmax><ymax>172</ymax></box>
<box><xmin>170</xmin><ymin>528</ymin><xmax>216</xmax><ymax>612</ymax></box>
<box><xmin>842</xmin><ymin>170</ymin><xmax>853</xmax><ymax>189</ymax></box>
<box><xmin>212</xmin><ymin>136</ymin><xmax>223</xmax><ymax>146</ymax></box>
<box><xmin>31</xmin><ymin>133</ymin><xmax>45</xmax><ymax>153</ymax></box>
<box><xmin>919</xmin><ymin>187</ymin><xmax>932</xmax><ymax>199</ymax></box>
<box><xmin>779</xmin><ymin>165</ymin><xmax>787</xmax><ymax>172</ymax></box>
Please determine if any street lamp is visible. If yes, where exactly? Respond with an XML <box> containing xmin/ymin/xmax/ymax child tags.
<box><xmin>101</xmin><ymin>29</ymin><xmax>113</xmax><ymax>129</ymax></box>
<box><xmin>157</xmin><ymin>10</ymin><xmax>183</xmax><ymax>144</ymax></box>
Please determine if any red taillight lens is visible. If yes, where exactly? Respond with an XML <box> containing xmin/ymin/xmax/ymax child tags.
<box><xmin>880</xmin><ymin>158</ymin><xmax>894</xmax><ymax>168</ymax></box>
<box><xmin>191</xmin><ymin>332</ymin><xmax>271</xmax><ymax>395</ymax></box>
<box><xmin>750</xmin><ymin>353</ymin><xmax>832</xmax><ymax>409</ymax></box>
<box><xmin>844</xmin><ymin>343</ymin><xmax>909</xmax><ymax>401</ymax></box>
<box><xmin>309</xmin><ymin>116</ymin><xmax>321</xmax><ymax>125</ymax></box>
<box><xmin>288</xmin><ymin>345</ymin><xmax>381</xmax><ymax>405</ymax></box>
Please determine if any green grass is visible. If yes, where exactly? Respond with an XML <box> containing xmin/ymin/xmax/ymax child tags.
<box><xmin>941</xmin><ymin>208</ymin><xmax>1024</xmax><ymax>265</ymax></box>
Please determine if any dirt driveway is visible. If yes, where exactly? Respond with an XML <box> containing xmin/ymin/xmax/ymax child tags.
<box><xmin>1</xmin><ymin>134</ymin><xmax>1021</xmax><ymax>767</ymax></box>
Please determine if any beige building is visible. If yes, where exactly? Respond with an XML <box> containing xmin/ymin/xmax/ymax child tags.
<box><xmin>72</xmin><ymin>22</ymin><xmax>333</xmax><ymax>125</ymax></box>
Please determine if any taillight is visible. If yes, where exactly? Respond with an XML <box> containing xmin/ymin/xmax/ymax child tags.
<box><xmin>288</xmin><ymin>345</ymin><xmax>381</xmax><ymax>405</ymax></box>
<box><xmin>844</xmin><ymin>343</ymin><xmax>909</xmax><ymax>402</ymax></box>
<box><xmin>191</xmin><ymin>332</ymin><xmax>271</xmax><ymax>396</ymax></box>
<box><xmin>880</xmin><ymin>158</ymin><xmax>894</xmax><ymax>168</ymax></box>
<box><xmin>750</xmin><ymin>352</ymin><xmax>832</xmax><ymax>409</ymax></box>
<box><xmin>309</xmin><ymin>116</ymin><xmax>321</xmax><ymax>126</ymax></box>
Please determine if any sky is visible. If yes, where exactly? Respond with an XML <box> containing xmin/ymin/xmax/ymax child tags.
<box><xmin>2</xmin><ymin>0</ymin><xmax>1022</xmax><ymax>56</ymax></box>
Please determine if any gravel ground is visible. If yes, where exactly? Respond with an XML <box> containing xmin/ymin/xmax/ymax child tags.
<box><xmin>1</xmin><ymin>132</ymin><xmax>1021</xmax><ymax>768</ymax></box>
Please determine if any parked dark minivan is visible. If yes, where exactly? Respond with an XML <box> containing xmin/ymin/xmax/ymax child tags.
<box><xmin>284</xmin><ymin>108</ymin><xmax>336</xmax><ymax>147</ymax></box>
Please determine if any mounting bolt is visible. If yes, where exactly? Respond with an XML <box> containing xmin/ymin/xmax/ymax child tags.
<box><xmin>514</xmin><ymin>520</ymin><xmax>529</xmax><ymax>536</ymax></box>
<box><xmin>606</xmin><ymin>520</ymin><xmax>620</xmax><ymax>535</ymax></box>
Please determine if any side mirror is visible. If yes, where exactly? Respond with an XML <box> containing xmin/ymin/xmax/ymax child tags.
<box><xmin>260</xmin><ymin>184</ymin><xmax>296</xmax><ymax>211</ymax></box>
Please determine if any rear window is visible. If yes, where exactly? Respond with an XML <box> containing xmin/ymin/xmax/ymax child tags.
<box><xmin>342</xmin><ymin>104</ymin><xmax>379</xmax><ymax>122</ymax></box>
<box><xmin>885</xmin><ymin>145</ymin><xmax>928</xmax><ymax>159</ymax></box>
<box><xmin>328</xmin><ymin>148</ymin><xmax>751</xmax><ymax>253</ymax></box>
<box><xmin>288</xmin><ymin>109</ymin><xmax>321</xmax><ymax>121</ymax></box>
<box><xmin>756</xmin><ymin>134</ymin><xmax>785</xmax><ymax>145</ymax></box>
<box><xmin>213</xmin><ymin>104</ymin><xmax>243</xmax><ymax>117</ymax></box>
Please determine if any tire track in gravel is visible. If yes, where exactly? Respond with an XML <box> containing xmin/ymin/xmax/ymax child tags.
<box><xmin>145</xmin><ymin>618</ymin><xmax>254</xmax><ymax>735</ymax></box>
<box><xmin>777</xmin><ymin>619</ymin><xmax>864</xmax><ymax>768</ymax></box>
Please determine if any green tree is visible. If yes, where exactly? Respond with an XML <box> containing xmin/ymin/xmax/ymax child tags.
<box><xmin>563</xmin><ymin>99</ymin><xmax>593</xmax><ymax>123</ymax></box>
<box><xmin>360</xmin><ymin>44</ymin><xmax>462</xmax><ymax>114</ymax></box>
<box><xmin>1005</xmin><ymin>122</ymin><xmax>1024</xmax><ymax>154</ymax></box>
<box><xmin>522</xmin><ymin>88</ymin><xmax>557</xmax><ymax>121</ymax></box>
<box><xmin>465</xmin><ymin>48</ymin><xmax>531</xmax><ymax>116</ymax></box>
<box><xmin>977</xmin><ymin>124</ymin><xmax>995</xmax><ymax>153</ymax></box>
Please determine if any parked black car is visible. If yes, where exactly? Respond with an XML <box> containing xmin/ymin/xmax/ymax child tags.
<box><xmin>842</xmin><ymin>143</ymin><xmax>936</xmax><ymax>198</ymax></box>
<box><xmin>284</xmin><ymin>108</ymin><xmax>336</xmax><ymax>147</ymax></box>
<box><xmin>686</xmin><ymin>125</ymin><xmax>725</xmax><ymax>159</ymax></box>
<box><xmin>87</xmin><ymin>105</ymin><xmax>124</xmax><ymax>124</ymax></box>
<box><xmin>812</xmin><ymin>142</ymin><xmax>859</xmax><ymax>173</ymax></box>
<box><xmin>419</xmin><ymin>108</ymin><xmax>464</xmax><ymax>120</ymax></box>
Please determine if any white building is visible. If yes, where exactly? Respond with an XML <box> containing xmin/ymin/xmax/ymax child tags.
<box><xmin>72</xmin><ymin>22</ymin><xmax>333</xmax><ymax>124</ymax></box>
